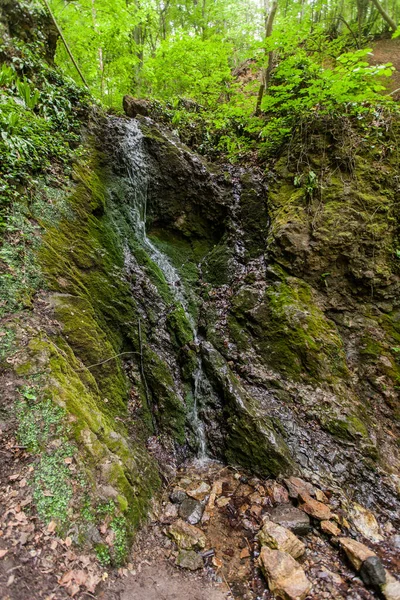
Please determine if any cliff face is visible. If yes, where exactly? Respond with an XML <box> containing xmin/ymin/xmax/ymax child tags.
<box><xmin>1</xmin><ymin>2</ymin><xmax>399</xmax><ymax>577</ymax></box>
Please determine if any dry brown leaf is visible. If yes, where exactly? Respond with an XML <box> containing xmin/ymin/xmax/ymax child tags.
<box><xmin>7</xmin><ymin>574</ymin><xmax>15</xmax><ymax>586</ymax></box>
<box><xmin>8</xmin><ymin>474</ymin><xmax>20</xmax><ymax>481</ymax></box>
<box><xmin>50</xmin><ymin>540</ymin><xmax>58</xmax><ymax>550</ymax></box>
<box><xmin>0</xmin><ymin>549</ymin><xmax>8</xmax><ymax>558</ymax></box>
<box><xmin>47</xmin><ymin>521</ymin><xmax>57</xmax><ymax>534</ymax></box>
<box><xmin>85</xmin><ymin>573</ymin><xmax>101</xmax><ymax>593</ymax></box>
<box><xmin>59</xmin><ymin>570</ymin><xmax>74</xmax><ymax>586</ymax></box>
<box><xmin>73</xmin><ymin>570</ymin><xmax>87</xmax><ymax>586</ymax></box>
<box><xmin>66</xmin><ymin>582</ymin><xmax>80</xmax><ymax>597</ymax></box>
<box><xmin>64</xmin><ymin>536</ymin><xmax>72</xmax><ymax>547</ymax></box>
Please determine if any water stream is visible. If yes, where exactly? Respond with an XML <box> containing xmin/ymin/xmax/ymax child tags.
<box><xmin>117</xmin><ymin>118</ymin><xmax>208</xmax><ymax>459</ymax></box>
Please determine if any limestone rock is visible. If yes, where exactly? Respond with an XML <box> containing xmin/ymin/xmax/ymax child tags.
<box><xmin>270</xmin><ymin>505</ymin><xmax>311</xmax><ymax>535</ymax></box>
<box><xmin>382</xmin><ymin>573</ymin><xmax>400</xmax><ymax>600</ymax></box>
<box><xmin>258</xmin><ymin>521</ymin><xmax>305</xmax><ymax>559</ymax></box>
<box><xmin>359</xmin><ymin>556</ymin><xmax>386</xmax><ymax>591</ymax></box>
<box><xmin>176</xmin><ymin>549</ymin><xmax>203</xmax><ymax>571</ymax></box>
<box><xmin>179</xmin><ymin>497</ymin><xmax>204</xmax><ymax>525</ymax></box>
<box><xmin>168</xmin><ymin>519</ymin><xmax>206</xmax><ymax>550</ymax></box>
<box><xmin>350</xmin><ymin>503</ymin><xmax>383</xmax><ymax>543</ymax></box>
<box><xmin>320</xmin><ymin>520</ymin><xmax>340</xmax><ymax>536</ymax></box>
<box><xmin>315</xmin><ymin>489</ymin><xmax>329</xmax><ymax>504</ymax></box>
<box><xmin>186</xmin><ymin>481</ymin><xmax>211</xmax><ymax>501</ymax></box>
<box><xmin>259</xmin><ymin>547</ymin><xmax>312</xmax><ymax>600</ymax></box>
<box><xmin>299</xmin><ymin>493</ymin><xmax>332</xmax><ymax>521</ymax></box>
<box><xmin>338</xmin><ymin>537</ymin><xmax>376</xmax><ymax>571</ymax></box>
<box><xmin>283</xmin><ymin>477</ymin><xmax>315</xmax><ymax>499</ymax></box>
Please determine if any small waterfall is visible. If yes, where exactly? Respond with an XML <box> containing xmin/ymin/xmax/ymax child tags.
<box><xmin>117</xmin><ymin>118</ymin><xmax>208</xmax><ymax>459</ymax></box>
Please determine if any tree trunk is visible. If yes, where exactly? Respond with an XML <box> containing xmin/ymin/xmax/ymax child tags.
<box><xmin>369</xmin><ymin>0</ymin><xmax>397</xmax><ymax>30</ymax></box>
<box><xmin>255</xmin><ymin>0</ymin><xmax>278</xmax><ymax>116</ymax></box>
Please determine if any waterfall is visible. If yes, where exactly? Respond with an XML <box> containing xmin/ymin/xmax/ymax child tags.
<box><xmin>116</xmin><ymin>118</ymin><xmax>208</xmax><ymax>460</ymax></box>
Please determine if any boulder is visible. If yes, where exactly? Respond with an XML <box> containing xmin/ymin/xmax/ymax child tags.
<box><xmin>122</xmin><ymin>95</ymin><xmax>150</xmax><ymax>118</ymax></box>
<box><xmin>258</xmin><ymin>521</ymin><xmax>305</xmax><ymax>559</ymax></box>
<box><xmin>168</xmin><ymin>519</ymin><xmax>206</xmax><ymax>550</ymax></box>
<box><xmin>176</xmin><ymin>549</ymin><xmax>203</xmax><ymax>571</ymax></box>
<box><xmin>298</xmin><ymin>492</ymin><xmax>332</xmax><ymax>521</ymax></box>
<box><xmin>338</xmin><ymin>537</ymin><xmax>376</xmax><ymax>571</ymax></box>
<box><xmin>259</xmin><ymin>547</ymin><xmax>312</xmax><ymax>600</ymax></box>
<box><xmin>270</xmin><ymin>505</ymin><xmax>311</xmax><ymax>535</ymax></box>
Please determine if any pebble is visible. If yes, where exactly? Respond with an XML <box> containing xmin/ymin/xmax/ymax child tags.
<box><xmin>176</xmin><ymin>549</ymin><xmax>203</xmax><ymax>570</ymax></box>
<box><xmin>179</xmin><ymin>498</ymin><xmax>204</xmax><ymax>525</ymax></box>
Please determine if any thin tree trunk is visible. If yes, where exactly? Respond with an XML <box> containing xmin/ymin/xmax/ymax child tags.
<box><xmin>255</xmin><ymin>0</ymin><xmax>278</xmax><ymax>116</ymax></box>
<box><xmin>369</xmin><ymin>0</ymin><xmax>397</xmax><ymax>30</ymax></box>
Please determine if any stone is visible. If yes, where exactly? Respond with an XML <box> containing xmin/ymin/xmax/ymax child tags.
<box><xmin>186</xmin><ymin>481</ymin><xmax>211</xmax><ymax>501</ymax></box>
<box><xmin>170</xmin><ymin>488</ymin><xmax>187</xmax><ymax>504</ymax></box>
<box><xmin>240</xmin><ymin>548</ymin><xmax>250</xmax><ymax>559</ymax></box>
<box><xmin>390</xmin><ymin>535</ymin><xmax>400</xmax><ymax>550</ymax></box>
<box><xmin>216</xmin><ymin>497</ymin><xmax>230</xmax><ymax>508</ymax></box>
<box><xmin>315</xmin><ymin>489</ymin><xmax>329</xmax><ymax>503</ymax></box>
<box><xmin>122</xmin><ymin>95</ymin><xmax>150</xmax><ymax>117</ymax></box>
<box><xmin>283</xmin><ymin>477</ymin><xmax>315</xmax><ymax>499</ymax></box>
<box><xmin>179</xmin><ymin>498</ymin><xmax>204</xmax><ymax>525</ymax></box>
<box><xmin>259</xmin><ymin>547</ymin><xmax>312</xmax><ymax>600</ymax></box>
<box><xmin>250</xmin><ymin>505</ymin><xmax>262</xmax><ymax>518</ymax></box>
<box><xmin>270</xmin><ymin>505</ymin><xmax>311</xmax><ymax>535</ymax></box>
<box><xmin>163</xmin><ymin>503</ymin><xmax>178</xmax><ymax>521</ymax></box>
<box><xmin>350</xmin><ymin>503</ymin><xmax>383</xmax><ymax>543</ymax></box>
<box><xmin>359</xmin><ymin>556</ymin><xmax>386</xmax><ymax>591</ymax></box>
<box><xmin>382</xmin><ymin>573</ymin><xmax>400</xmax><ymax>600</ymax></box>
<box><xmin>267</xmin><ymin>482</ymin><xmax>290</xmax><ymax>505</ymax></box>
<box><xmin>249</xmin><ymin>491</ymin><xmax>263</xmax><ymax>505</ymax></box>
<box><xmin>298</xmin><ymin>493</ymin><xmax>332</xmax><ymax>521</ymax></box>
<box><xmin>176</xmin><ymin>549</ymin><xmax>203</xmax><ymax>571</ymax></box>
<box><xmin>167</xmin><ymin>519</ymin><xmax>206</xmax><ymax>550</ymax></box>
<box><xmin>338</xmin><ymin>538</ymin><xmax>376</xmax><ymax>571</ymax></box>
<box><xmin>320</xmin><ymin>520</ymin><xmax>340</xmax><ymax>536</ymax></box>
<box><xmin>258</xmin><ymin>521</ymin><xmax>305</xmax><ymax>559</ymax></box>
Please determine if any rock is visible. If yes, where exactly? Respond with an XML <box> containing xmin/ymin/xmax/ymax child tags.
<box><xmin>320</xmin><ymin>520</ymin><xmax>340</xmax><ymax>536</ymax></box>
<box><xmin>350</xmin><ymin>503</ymin><xmax>383</xmax><ymax>543</ymax></box>
<box><xmin>250</xmin><ymin>505</ymin><xmax>262</xmax><ymax>518</ymax></box>
<box><xmin>298</xmin><ymin>493</ymin><xmax>332</xmax><ymax>521</ymax></box>
<box><xmin>382</xmin><ymin>573</ymin><xmax>400</xmax><ymax>600</ymax></box>
<box><xmin>122</xmin><ymin>95</ymin><xmax>150</xmax><ymax>117</ymax></box>
<box><xmin>170</xmin><ymin>488</ymin><xmax>187</xmax><ymax>504</ymax></box>
<box><xmin>249</xmin><ymin>491</ymin><xmax>263</xmax><ymax>505</ymax></box>
<box><xmin>176</xmin><ymin>549</ymin><xmax>203</xmax><ymax>571</ymax></box>
<box><xmin>216</xmin><ymin>497</ymin><xmax>230</xmax><ymax>508</ymax></box>
<box><xmin>259</xmin><ymin>547</ymin><xmax>312</xmax><ymax>600</ymax></box>
<box><xmin>270</xmin><ymin>505</ymin><xmax>311</xmax><ymax>535</ymax></box>
<box><xmin>163</xmin><ymin>503</ymin><xmax>178</xmax><ymax>521</ymax></box>
<box><xmin>179</xmin><ymin>497</ymin><xmax>204</xmax><ymax>525</ymax></box>
<box><xmin>338</xmin><ymin>537</ymin><xmax>376</xmax><ymax>571</ymax></box>
<box><xmin>283</xmin><ymin>477</ymin><xmax>315</xmax><ymax>499</ymax></box>
<box><xmin>315</xmin><ymin>489</ymin><xmax>329</xmax><ymax>503</ymax></box>
<box><xmin>186</xmin><ymin>481</ymin><xmax>211</xmax><ymax>501</ymax></box>
<box><xmin>240</xmin><ymin>548</ymin><xmax>250</xmax><ymax>559</ymax></box>
<box><xmin>267</xmin><ymin>482</ymin><xmax>290</xmax><ymax>505</ymax></box>
<box><xmin>359</xmin><ymin>556</ymin><xmax>386</xmax><ymax>591</ymax></box>
<box><xmin>167</xmin><ymin>519</ymin><xmax>206</xmax><ymax>550</ymax></box>
<box><xmin>258</xmin><ymin>521</ymin><xmax>305</xmax><ymax>559</ymax></box>
<box><xmin>390</xmin><ymin>535</ymin><xmax>400</xmax><ymax>550</ymax></box>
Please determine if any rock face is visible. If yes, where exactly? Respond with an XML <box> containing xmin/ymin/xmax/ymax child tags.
<box><xmin>259</xmin><ymin>546</ymin><xmax>312</xmax><ymax>600</ymax></box>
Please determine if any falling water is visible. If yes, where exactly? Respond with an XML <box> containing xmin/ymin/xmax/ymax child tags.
<box><xmin>116</xmin><ymin>118</ymin><xmax>208</xmax><ymax>459</ymax></box>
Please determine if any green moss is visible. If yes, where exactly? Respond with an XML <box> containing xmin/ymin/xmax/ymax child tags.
<box><xmin>323</xmin><ymin>415</ymin><xmax>369</xmax><ymax>441</ymax></box>
<box><xmin>166</xmin><ymin>306</ymin><xmax>194</xmax><ymax>348</ymax></box>
<box><xmin>203</xmin><ymin>242</ymin><xmax>232</xmax><ymax>286</ymax></box>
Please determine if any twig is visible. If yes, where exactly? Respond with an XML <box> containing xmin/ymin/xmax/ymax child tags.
<box><xmin>76</xmin><ymin>351</ymin><xmax>140</xmax><ymax>371</ymax></box>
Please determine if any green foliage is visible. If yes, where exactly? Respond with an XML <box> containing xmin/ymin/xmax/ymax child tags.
<box><xmin>16</xmin><ymin>390</ymin><xmax>65</xmax><ymax>452</ymax></box>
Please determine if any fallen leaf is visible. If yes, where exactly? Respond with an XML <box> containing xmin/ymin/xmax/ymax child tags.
<box><xmin>0</xmin><ymin>549</ymin><xmax>8</xmax><ymax>558</ymax></box>
<box><xmin>64</xmin><ymin>536</ymin><xmax>72</xmax><ymax>547</ymax></box>
<box><xmin>85</xmin><ymin>573</ymin><xmax>101</xmax><ymax>593</ymax></box>
<box><xmin>66</xmin><ymin>582</ymin><xmax>80</xmax><ymax>597</ymax></box>
<box><xmin>7</xmin><ymin>574</ymin><xmax>15</xmax><ymax>586</ymax></box>
<box><xmin>47</xmin><ymin>521</ymin><xmax>57</xmax><ymax>534</ymax></box>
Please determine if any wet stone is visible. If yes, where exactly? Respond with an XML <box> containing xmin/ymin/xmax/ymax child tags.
<box><xmin>258</xmin><ymin>521</ymin><xmax>305</xmax><ymax>559</ymax></box>
<box><xmin>167</xmin><ymin>519</ymin><xmax>206</xmax><ymax>550</ymax></box>
<box><xmin>270</xmin><ymin>505</ymin><xmax>311</xmax><ymax>535</ymax></box>
<box><xmin>186</xmin><ymin>481</ymin><xmax>211</xmax><ymax>501</ymax></box>
<box><xmin>176</xmin><ymin>549</ymin><xmax>204</xmax><ymax>571</ymax></box>
<box><xmin>179</xmin><ymin>497</ymin><xmax>204</xmax><ymax>525</ymax></box>
<box><xmin>360</xmin><ymin>556</ymin><xmax>386</xmax><ymax>591</ymax></box>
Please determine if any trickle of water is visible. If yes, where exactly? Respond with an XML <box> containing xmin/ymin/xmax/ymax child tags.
<box><xmin>116</xmin><ymin>118</ymin><xmax>208</xmax><ymax>459</ymax></box>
